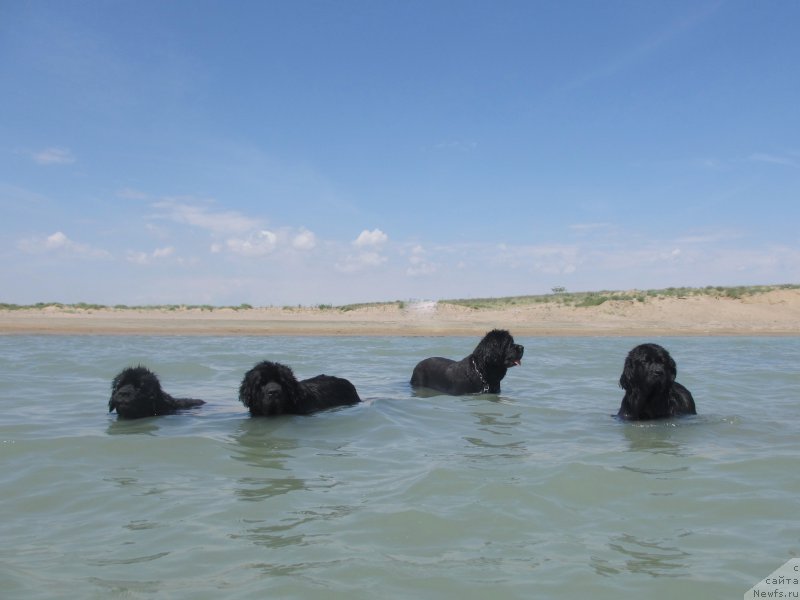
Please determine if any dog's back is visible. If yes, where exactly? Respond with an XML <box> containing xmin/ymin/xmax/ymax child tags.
<box><xmin>299</xmin><ymin>374</ymin><xmax>361</xmax><ymax>414</ymax></box>
<box><xmin>669</xmin><ymin>382</ymin><xmax>696</xmax><ymax>416</ymax></box>
<box><xmin>410</xmin><ymin>356</ymin><xmax>477</xmax><ymax>395</ymax></box>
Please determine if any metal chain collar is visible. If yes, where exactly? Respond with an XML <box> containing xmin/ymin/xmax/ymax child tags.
<box><xmin>471</xmin><ymin>358</ymin><xmax>490</xmax><ymax>393</ymax></box>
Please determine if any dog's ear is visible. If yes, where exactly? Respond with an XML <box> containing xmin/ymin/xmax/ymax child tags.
<box><xmin>666</xmin><ymin>352</ymin><xmax>677</xmax><ymax>383</ymax></box>
<box><xmin>111</xmin><ymin>370</ymin><xmax>124</xmax><ymax>393</ymax></box>
<box><xmin>619</xmin><ymin>355</ymin><xmax>635</xmax><ymax>390</ymax></box>
<box><xmin>238</xmin><ymin>367</ymin><xmax>261</xmax><ymax>409</ymax></box>
<box><xmin>474</xmin><ymin>329</ymin><xmax>508</xmax><ymax>363</ymax></box>
<box><xmin>274</xmin><ymin>363</ymin><xmax>300</xmax><ymax>404</ymax></box>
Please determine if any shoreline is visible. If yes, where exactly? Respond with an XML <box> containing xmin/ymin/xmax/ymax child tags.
<box><xmin>1</xmin><ymin>289</ymin><xmax>799</xmax><ymax>336</ymax></box>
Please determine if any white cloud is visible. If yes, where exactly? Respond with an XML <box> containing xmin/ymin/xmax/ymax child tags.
<box><xmin>18</xmin><ymin>231</ymin><xmax>111</xmax><ymax>259</ymax></box>
<box><xmin>31</xmin><ymin>147</ymin><xmax>76</xmax><ymax>165</ymax></box>
<box><xmin>335</xmin><ymin>251</ymin><xmax>388</xmax><ymax>273</ymax></box>
<box><xmin>126</xmin><ymin>251</ymin><xmax>149</xmax><ymax>265</ymax></box>
<box><xmin>224</xmin><ymin>230</ymin><xmax>278</xmax><ymax>257</ymax></box>
<box><xmin>407</xmin><ymin>261</ymin><xmax>437</xmax><ymax>277</ymax></box>
<box><xmin>153</xmin><ymin>199</ymin><xmax>260</xmax><ymax>235</ymax></box>
<box><xmin>292</xmin><ymin>228</ymin><xmax>316</xmax><ymax>251</ymax></box>
<box><xmin>663</xmin><ymin>248</ymin><xmax>681</xmax><ymax>261</ymax></box>
<box><xmin>336</xmin><ymin>229</ymin><xmax>390</xmax><ymax>272</ymax></box>
<box><xmin>211</xmin><ymin>227</ymin><xmax>316</xmax><ymax>257</ymax></box>
<box><xmin>332</xmin><ymin>228</ymin><xmax>391</xmax><ymax>272</ymax></box>
<box><xmin>673</xmin><ymin>230</ymin><xmax>741</xmax><ymax>245</ymax></box>
<box><xmin>357</xmin><ymin>252</ymin><xmax>386</xmax><ymax>268</ymax></box>
<box><xmin>569</xmin><ymin>223</ymin><xmax>612</xmax><ymax>233</ymax></box>
<box><xmin>45</xmin><ymin>231</ymin><xmax>69</xmax><ymax>250</ymax></box>
<box><xmin>150</xmin><ymin>198</ymin><xmax>320</xmax><ymax>258</ymax></box>
<box><xmin>144</xmin><ymin>222</ymin><xmax>170</xmax><ymax>240</ymax></box>
<box><xmin>126</xmin><ymin>246</ymin><xmax>175</xmax><ymax>265</ymax></box>
<box><xmin>748</xmin><ymin>153</ymin><xmax>799</xmax><ymax>168</ymax></box>
<box><xmin>406</xmin><ymin>245</ymin><xmax>437</xmax><ymax>276</ymax></box>
<box><xmin>353</xmin><ymin>228</ymin><xmax>388</xmax><ymax>247</ymax></box>
<box><xmin>558</xmin><ymin>3</ymin><xmax>721</xmax><ymax>94</ymax></box>
<box><xmin>152</xmin><ymin>246</ymin><xmax>175</xmax><ymax>259</ymax></box>
<box><xmin>492</xmin><ymin>243</ymin><xmax>581</xmax><ymax>275</ymax></box>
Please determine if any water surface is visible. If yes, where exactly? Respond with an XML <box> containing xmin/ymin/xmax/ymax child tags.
<box><xmin>1</xmin><ymin>335</ymin><xmax>798</xmax><ymax>598</ymax></box>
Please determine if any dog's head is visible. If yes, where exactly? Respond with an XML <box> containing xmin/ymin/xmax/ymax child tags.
<box><xmin>239</xmin><ymin>360</ymin><xmax>301</xmax><ymax>416</ymax></box>
<box><xmin>619</xmin><ymin>343</ymin><xmax>677</xmax><ymax>396</ymax></box>
<box><xmin>473</xmin><ymin>329</ymin><xmax>524</xmax><ymax>369</ymax></box>
<box><xmin>109</xmin><ymin>365</ymin><xmax>165</xmax><ymax>419</ymax></box>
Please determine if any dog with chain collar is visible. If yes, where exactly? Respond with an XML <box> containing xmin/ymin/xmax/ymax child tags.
<box><xmin>410</xmin><ymin>329</ymin><xmax>524</xmax><ymax>396</ymax></box>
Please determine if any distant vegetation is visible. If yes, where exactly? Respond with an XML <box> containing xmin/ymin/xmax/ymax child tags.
<box><xmin>0</xmin><ymin>285</ymin><xmax>796</xmax><ymax>312</ymax></box>
<box><xmin>339</xmin><ymin>300</ymin><xmax>406</xmax><ymax>312</ymax></box>
<box><xmin>440</xmin><ymin>284</ymin><xmax>800</xmax><ymax>310</ymax></box>
<box><xmin>0</xmin><ymin>302</ymin><xmax>255</xmax><ymax>312</ymax></box>
<box><xmin>279</xmin><ymin>301</ymin><xmax>407</xmax><ymax>312</ymax></box>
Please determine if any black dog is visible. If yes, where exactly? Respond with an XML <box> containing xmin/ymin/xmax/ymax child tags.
<box><xmin>617</xmin><ymin>343</ymin><xmax>696</xmax><ymax>420</ymax></box>
<box><xmin>239</xmin><ymin>360</ymin><xmax>361</xmax><ymax>416</ymax></box>
<box><xmin>109</xmin><ymin>366</ymin><xmax>205</xmax><ymax>419</ymax></box>
<box><xmin>410</xmin><ymin>329</ymin><xmax>524</xmax><ymax>395</ymax></box>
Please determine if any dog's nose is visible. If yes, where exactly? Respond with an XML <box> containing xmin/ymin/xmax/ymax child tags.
<box><xmin>112</xmin><ymin>390</ymin><xmax>132</xmax><ymax>403</ymax></box>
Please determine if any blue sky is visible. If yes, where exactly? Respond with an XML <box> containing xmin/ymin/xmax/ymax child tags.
<box><xmin>1</xmin><ymin>0</ymin><xmax>798</xmax><ymax>306</ymax></box>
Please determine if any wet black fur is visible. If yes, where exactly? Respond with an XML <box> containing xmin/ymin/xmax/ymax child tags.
<box><xmin>410</xmin><ymin>329</ymin><xmax>524</xmax><ymax>395</ymax></box>
<box><xmin>109</xmin><ymin>365</ymin><xmax>205</xmax><ymax>419</ymax></box>
<box><xmin>617</xmin><ymin>343</ymin><xmax>696</xmax><ymax>420</ymax></box>
<box><xmin>239</xmin><ymin>360</ymin><xmax>361</xmax><ymax>416</ymax></box>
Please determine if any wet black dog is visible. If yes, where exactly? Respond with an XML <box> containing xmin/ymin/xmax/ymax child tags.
<box><xmin>239</xmin><ymin>360</ymin><xmax>361</xmax><ymax>416</ymax></box>
<box><xmin>617</xmin><ymin>343</ymin><xmax>696</xmax><ymax>420</ymax></box>
<box><xmin>410</xmin><ymin>329</ymin><xmax>524</xmax><ymax>395</ymax></box>
<box><xmin>109</xmin><ymin>366</ymin><xmax>205</xmax><ymax>419</ymax></box>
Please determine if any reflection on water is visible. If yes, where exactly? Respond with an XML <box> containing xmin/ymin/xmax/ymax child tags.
<box><xmin>620</xmin><ymin>419</ymin><xmax>692</xmax><ymax>457</ymax></box>
<box><xmin>234</xmin><ymin>504</ymin><xmax>358</xmax><ymax>551</ymax></box>
<box><xmin>472</xmin><ymin>406</ymin><xmax>523</xmax><ymax>434</ymax></box>
<box><xmin>87</xmin><ymin>551</ymin><xmax>171</xmax><ymax>567</ymax></box>
<box><xmin>604</xmin><ymin>532</ymin><xmax>692</xmax><ymax>577</ymax></box>
<box><xmin>230</xmin><ymin>419</ymin><xmax>297</xmax><ymax>466</ymax></box>
<box><xmin>87</xmin><ymin>577</ymin><xmax>162</xmax><ymax>595</ymax></box>
<box><xmin>464</xmin><ymin>399</ymin><xmax>529</xmax><ymax>460</ymax></box>
<box><xmin>235</xmin><ymin>476</ymin><xmax>307</xmax><ymax>501</ymax></box>
<box><xmin>106</xmin><ymin>418</ymin><xmax>160</xmax><ymax>436</ymax></box>
<box><xmin>229</xmin><ymin>419</ymin><xmax>305</xmax><ymax>502</ymax></box>
<box><xmin>619</xmin><ymin>464</ymin><xmax>690</xmax><ymax>477</ymax></box>
<box><xmin>233</xmin><ymin>520</ymin><xmax>319</xmax><ymax>549</ymax></box>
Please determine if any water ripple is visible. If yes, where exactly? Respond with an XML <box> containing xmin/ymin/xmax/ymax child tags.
<box><xmin>0</xmin><ymin>335</ymin><xmax>798</xmax><ymax>598</ymax></box>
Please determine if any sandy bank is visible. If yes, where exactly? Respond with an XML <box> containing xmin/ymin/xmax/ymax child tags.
<box><xmin>1</xmin><ymin>289</ymin><xmax>799</xmax><ymax>336</ymax></box>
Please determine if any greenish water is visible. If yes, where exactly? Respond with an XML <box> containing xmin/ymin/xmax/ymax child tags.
<box><xmin>1</xmin><ymin>335</ymin><xmax>798</xmax><ymax>599</ymax></box>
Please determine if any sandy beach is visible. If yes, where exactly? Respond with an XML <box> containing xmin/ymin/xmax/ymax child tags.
<box><xmin>1</xmin><ymin>289</ymin><xmax>798</xmax><ymax>336</ymax></box>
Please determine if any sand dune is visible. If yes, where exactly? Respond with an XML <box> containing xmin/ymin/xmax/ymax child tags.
<box><xmin>1</xmin><ymin>289</ymin><xmax>798</xmax><ymax>336</ymax></box>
